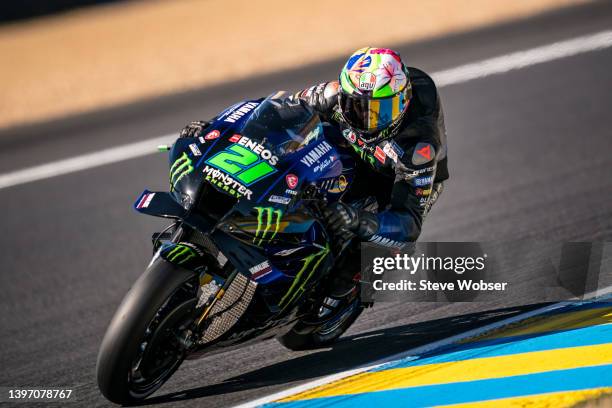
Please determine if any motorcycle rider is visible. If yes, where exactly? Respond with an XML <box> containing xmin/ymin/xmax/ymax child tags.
<box><xmin>180</xmin><ymin>47</ymin><xmax>448</xmax><ymax>298</ymax></box>
<box><xmin>289</xmin><ymin>47</ymin><xmax>449</xmax><ymax>296</ymax></box>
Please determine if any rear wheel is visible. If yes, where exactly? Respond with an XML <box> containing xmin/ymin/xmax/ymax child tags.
<box><xmin>279</xmin><ymin>299</ymin><xmax>363</xmax><ymax>351</ymax></box>
<box><xmin>96</xmin><ymin>259</ymin><xmax>197</xmax><ymax>404</ymax></box>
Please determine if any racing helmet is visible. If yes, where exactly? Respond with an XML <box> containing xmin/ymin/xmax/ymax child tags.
<box><xmin>338</xmin><ymin>47</ymin><xmax>412</xmax><ymax>142</ymax></box>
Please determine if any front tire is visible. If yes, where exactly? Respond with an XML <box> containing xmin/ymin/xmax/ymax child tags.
<box><xmin>96</xmin><ymin>259</ymin><xmax>196</xmax><ymax>404</ymax></box>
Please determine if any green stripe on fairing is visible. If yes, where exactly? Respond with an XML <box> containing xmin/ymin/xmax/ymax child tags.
<box><xmin>279</xmin><ymin>245</ymin><xmax>330</xmax><ymax>309</ymax></box>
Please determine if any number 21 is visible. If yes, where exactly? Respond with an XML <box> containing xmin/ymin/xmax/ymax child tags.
<box><xmin>206</xmin><ymin>145</ymin><xmax>277</xmax><ymax>185</ymax></box>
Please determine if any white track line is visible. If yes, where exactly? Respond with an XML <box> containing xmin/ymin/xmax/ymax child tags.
<box><xmin>0</xmin><ymin>135</ymin><xmax>176</xmax><ymax>189</ymax></box>
<box><xmin>232</xmin><ymin>291</ymin><xmax>612</xmax><ymax>408</ymax></box>
<box><xmin>1</xmin><ymin>29</ymin><xmax>612</xmax><ymax>190</ymax></box>
<box><xmin>434</xmin><ymin>29</ymin><xmax>612</xmax><ymax>86</ymax></box>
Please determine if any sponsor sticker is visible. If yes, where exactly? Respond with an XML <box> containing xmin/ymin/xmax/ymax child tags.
<box><xmin>374</xmin><ymin>146</ymin><xmax>386</xmax><ymax>164</ymax></box>
<box><xmin>313</xmin><ymin>156</ymin><xmax>335</xmax><ymax>173</ymax></box>
<box><xmin>189</xmin><ymin>143</ymin><xmax>202</xmax><ymax>156</ymax></box>
<box><xmin>286</xmin><ymin>174</ymin><xmax>299</xmax><ymax>189</ymax></box>
<box><xmin>414</xmin><ymin>176</ymin><xmax>433</xmax><ymax>186</ymax></box>
<box><xmin>203</xmin><ymin>165</ymin><xmax>253</xmax><ymax>200</ymax></box>
<box><xmin>253</xmin><ymin>207</ymin><xmax>283</xmax><ymax>245</ymax></box>
<box><xmin>369</xmin><ymin>234</ymin><xmax>405</xmax><ymax>249</ymax></box>
<box><xmin>300</xmin><ymin>141</ymin><xmax>333</xmax><ymax>167</ymax></box>
<box><xmin>204</xmin><ymin>130</ymin><xmax>221</xmax><ymax>140</ymax></box>
<box><xmin>268</xmin><ymin>195</ymin><xmax>291</xmax><ymax>205</ymax></box>
<box><xmin>415</xmin><ymin>188</ymin><xmax>432</xmax><ymax>197</ymax></box>
<box><xmin>358</xmin><ymin>72</ymin><xmax>377</xmax><ymax>91</ymax></box>
<box><xmin>170</xmin><ymin>152</ymin><xmax>194</xmax><ymax>188</ymax></box>
<box><xmin>136</xmin><ymin>192</ymin><xmax>156</xmax><ymax>209</ymax></box>
<box><xmin>343</xmin><ymin>129</ymin><xmax>357</xmax><ymax>143</ymax></box>
<box><xmin>223</xmin><ymin>101</ymin><xmax>259</xmax><ymax>123</ymax></box>
<box><xmin>328</xmin><ymin>174</ymin><xmax>348</xmax><ymax>193</ymax></box>
<box><xmin>303</xmin><ymin>127</ymin><xmax>320</xmax><ymax>145</ymax></box>
<box><xmin>337</xmin><ymin>175</ymin><xmax>348</xmax><ymax>192</ymax></box>
<box><xmin>415</xmin><ymin>166</ymin><xmax>435</xmax><ymax>174</ymax></box>
<box><xmin>412</xmin><ymin>142</ymin><xmax>435</xmax><ymax>165</ymax></box>
<box><xmin>389</xmin><ymin>140</ymin><xmax>404</xmax><ymax>158</ymax></box>
<box><xmin>232</xmin><ymin>135</ymin><xmax>279</xmax><ymax>165</ymax></box>
<box><xmin>249</xmin><ymin>260</ymin><xmax>273</xmax><ymax>280</ymax></box>
<box><xmin>165</xmin><ymin>242</ymin><xmax>200</xmax><ymax>265</ymax></box>
<box><xmin>383</xmin><ymin>142</ymin><xmax>398</xmax><ymax>163</ymax></box>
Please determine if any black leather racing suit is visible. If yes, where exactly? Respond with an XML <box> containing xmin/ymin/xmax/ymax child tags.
<box><xmin>292</xmin><ymin>67</ymin><xmax>449</xmax><ymax>248</ymax></box>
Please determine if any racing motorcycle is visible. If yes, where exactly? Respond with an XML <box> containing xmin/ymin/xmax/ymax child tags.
<box><xmin>96</xmin><ymin>93</ymin><xmax>372</xmax><ymax>404</ymax></box>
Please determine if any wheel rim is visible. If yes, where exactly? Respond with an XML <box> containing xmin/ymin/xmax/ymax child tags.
<box><xmin>317</xmin><ymin>300</ymin><xmax>359</xmax><ymax>336</ymax></box>
<box><xmin>128</xmin><ymin>295</ymin><xmax>196</xmax><ymax>397</ymax></box>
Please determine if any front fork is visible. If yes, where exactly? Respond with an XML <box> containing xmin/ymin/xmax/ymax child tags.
<box><xmin>151</xmin><ymin>223</ymin><xmax>234</xmax><ymax>348</ymax></box>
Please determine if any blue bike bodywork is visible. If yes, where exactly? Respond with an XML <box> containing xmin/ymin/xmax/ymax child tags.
<box><xmin>133</xmin><ymin>95</ymin><xmax>358</xmax><ymax>349</ymax></box>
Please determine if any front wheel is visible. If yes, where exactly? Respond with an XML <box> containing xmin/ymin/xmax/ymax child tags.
<box><xmin>96</xmin><ymin>259</ymin><xmax>197</xmax><ymax>404</ymax></box>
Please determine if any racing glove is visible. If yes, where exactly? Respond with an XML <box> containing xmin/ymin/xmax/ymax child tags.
<box><xmin>179</xmin><ymin>120</ymin><xmax>211</xmax><ymax>138</ymax></box>
<box><xmin>322</xmin><ymin>202</ymin><xmax>379</xmax><ymax>240</ymax></box>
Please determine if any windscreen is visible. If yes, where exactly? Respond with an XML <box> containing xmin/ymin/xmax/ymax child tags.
<box><xmin>237</xmin><ymin>95</ymin><xmax>323</xmax><ymax>159</ymax></box>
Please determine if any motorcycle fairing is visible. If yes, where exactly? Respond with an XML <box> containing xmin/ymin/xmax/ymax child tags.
<box><xmin>133</xmin><ymin>189</ymin><xmax>214</xmax><ymax>233</ymax></box>
<box><xmin>167</xmin><ymin>98</ymin><xmax>358</xmax><ymax>214</ymax></box>
<box><xmin>139</xmin><ymin>95</ymin><xmax>354</xmax><ymax>330</ymax></box>
<box><xmin>134</xmin><ymin>189</ymin><xmax>185</xmax><ymax>218</ymax></box>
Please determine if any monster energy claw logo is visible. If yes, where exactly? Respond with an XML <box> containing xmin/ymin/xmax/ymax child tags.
<box><xmin>166</xmin><ymin>244</ymin><xmax>197</xmax><ymax>265</ymax></box>
<box><xmin>351</xmin><ymin>144</ymin><xmax>376</xmax><ymax>167</ymax></box>
<box><xmin>170</xmin><ymin>152</ymin><xmax>194</xmax><ymax>190</ymax></box>
<box><xmin>279</xmin><ymin>245</ymin><xmax>329</xmax><ymax>309</ymax></box>
<box><xmin>254</xmin><ymin>207</ymin><xmax>283</xmax><ymax>245</ymax></box>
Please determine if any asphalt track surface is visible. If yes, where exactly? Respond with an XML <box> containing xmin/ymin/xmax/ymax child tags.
<box><xmin>1</xmin><ymin>2</ymin><xmax>611</xmax><ymax>407</ymax></box>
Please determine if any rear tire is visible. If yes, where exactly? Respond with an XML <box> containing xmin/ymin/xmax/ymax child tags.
<box><xmin>279</xmin><ymin>300</ymin><xmax>363</xmax><ymax>351</ymax></box>
<box><xmin>96</xmin><ymin>259</ymin><xmax>196</xmax><ymax>404</ymax></box>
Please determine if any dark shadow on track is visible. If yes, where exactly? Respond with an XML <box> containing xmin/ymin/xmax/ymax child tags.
<box><xmin>134</xmin><ymin>303</ymin><xmax>549</xmax><ymax>406</ymax></box>
<box><xmin>0</xmin><ymin>1</ymin><xmax>125</xmax><ymax>24</ymax></box>
<box><xmin>2</xmin><ymin>0</ymin><xmax>612</xmax><ymax>147</ymax></box>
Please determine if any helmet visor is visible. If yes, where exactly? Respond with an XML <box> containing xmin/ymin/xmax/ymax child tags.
<box><xmin>339</xmin><ymin>87</ymin><xmax>409</xmax><ymax>133</ymax></box>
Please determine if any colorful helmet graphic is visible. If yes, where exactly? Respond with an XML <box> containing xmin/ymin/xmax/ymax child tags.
<box><xmin>339</xmin><ymin>47</ymin><xmax>412</xmax><ymax>139</ymax></box>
